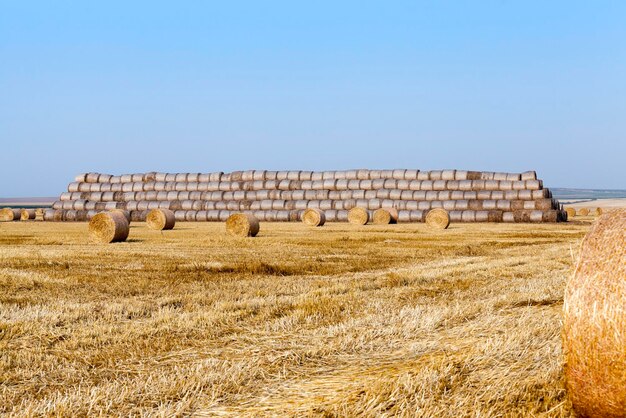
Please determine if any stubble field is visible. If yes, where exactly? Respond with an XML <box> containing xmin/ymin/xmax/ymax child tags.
<box><xmin>0</xmin><ymin>219</ymin><xmax>593</xmax><ymax>417</ymax></box>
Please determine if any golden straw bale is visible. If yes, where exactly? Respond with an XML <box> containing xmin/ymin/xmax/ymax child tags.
<box><xmin>302</xmin><ymin>208</ymin><xmax>326</xmax><ymax>226</ymax></box>
<box><xmin>20</xmin><ymin>209</ymin><xmax>36</xmax><ymax>221</ymax></box>
<box><xmin>563</xmin><ymin>209</ymin><xmax>626</xmax><ymax>418</ymax></box>
<box><xmin>565</xmin><ymin>207</ymin><xmax>577</xmax><ymax>219</ymax></box>
<box><xmin>592</xmin><ymin>207</ymin><xmax>603</xmax><ymax>216</ymax></box>
<box><xmin>425</xmin><ymin>208</ymin><xmax>450</xmax><ymax>229</ymax></box>
<box><xmin>348</xmin><ymin>207</ymin><xmax>369</xmax><ymax>225</ymax></box>
<box><xmin>146</xmin><ymin>209</ymin><xmax>176</xmax><ymax>230</ymax></box>
<box><xmin>225</xmin><ymin>213</ymin><xmax>259</xmax><ymax>237</ymax></box>
<box><xmin>578</xmin><ymin>208</ymin><xmax>590</xmax><ymax>216</ymax></box>
<box><xmin>88</xmin><ymin>212</ymin><xmax>129</xmax><ymax>243</ymax></box>
<box><xmin>372</xmin><ymin>208</ymin><xmax>398</xmax><ymax>225</ymax></box>
<box><xmin>0</xmin><ymin>208</ymin><xmax>21</xmax><ymax>222</ymax></box>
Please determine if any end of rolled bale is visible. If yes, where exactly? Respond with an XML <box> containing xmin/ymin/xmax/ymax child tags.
<box><xmin>20</xmin><ymin>209</ymin><xmax>36</xmax><ymax>221</ymax></box>
<box><xmin>146</xmin><ymin>209</ymin><xmax>176</xmax><ymax>230</ymax></box>
<box><xmin>302</xmin><ymin>208</ymin><xmax>325</xmax><ymax>227</ymax></box>
<box><xmin>425</xmin><ymin>208</ymin><xmax>450</xmax><ymax>229</ymax></box>
<box><xmin>563</xmin><ymin>209</ymin><xmax>626</xmax><ymax>418</ymax></box>
<box><xmin>348</xmin><ymin>207</ymin><xmax>369</xmax><ymax>225</ymax></box>
<box><xmin>226</xmin><ymin>213</ymin><xmax>259</xmax><ymax>237</ymax></box>
<box><xmin>578</xmin><ymin>208</ymin><xmax>590</xmax><ymax>216</ymax></box>
<box><xmin>592</xmin><ymin>207</ymin><xmax>603</xmax><ymax>216</ymax></box>
<box><xmin>372</xmin><ymin>208</ymin><xmax>398</xmax><ymax>225</ymax></box>
<box><xmin>0</xmin><ymin>208</ymin><xmax>21</xmax><ymax>222</ymax></box>
<box><xmin>565</xmin><ymin>207</ymin><xmax>577</xmax><ymax>219</ymax></box>
<box><xmin>88</xmin><ymin>212</ymin><xmax>129</xmax><ymax>243</ymax></box>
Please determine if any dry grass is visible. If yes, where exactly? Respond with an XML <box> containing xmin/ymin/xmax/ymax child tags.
<box><xmin>0</xmin><ymin>220</ymin><xmax>592</xmax><ymax>417</ymax></box>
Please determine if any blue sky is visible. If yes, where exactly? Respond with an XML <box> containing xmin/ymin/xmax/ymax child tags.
<box><xmin>1</xmin><ymin>1</ymin><xmax>625</xmax><ymax>196</ymax></box>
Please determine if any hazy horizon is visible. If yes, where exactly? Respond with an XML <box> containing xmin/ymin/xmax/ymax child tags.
<box><xmin>2</xmin><ymin>1</ymin><xmax>625</xmax><ymax>197</ymax></box>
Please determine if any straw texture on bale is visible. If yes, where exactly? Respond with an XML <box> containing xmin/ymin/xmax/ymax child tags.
<box><xmin>347</xmin><ymin>207</ymin><xmax>369</xmax><ymax>225</ymax></box>
<box><xmin>20</xmin><ymin>209</ymin><xmax>36</xmax><ymax>220</ymax></box>
<box><xmin>565</xmin><ymin>207</ymin><xmax>577</xmax><ymax>219</ymax></box>
<box><xmin>425</xmin><ymin>208</ymin><xmax>450</xmax><ymax>229</ymax></box>
<box><xmin>302</xmin><ymin>208</ymin><xmax>325</xmax><ymax>227</ymax></box>
<box><xmin>146</xmin><ymin>209</ymin><xmax>176</xmax><ymax>230</ymax></box>
<box><xmin>563</xmin><ymin>209</ymin><xmax>626</xmax><ymax>418</ymax></box>
<box><xmin>0</xmin><ymin>208</ymin><xmax>21</xmax><ymax>222</ymax></box>
<box><xmin>372</xmin><ymin>208</ymin><xmax>398</xmax><ymax>225</ymax></box>
<box><xmin>578</xmin><ymin>208</ymin><xmax>590</xmax><ymax>216</ymax></box>
<box><xmin>88</xmin><ymin>212</ymin><xmax>129</xmax><ymax>243</ymax></box>
<box><xmin>592</xmin><ymin>207</ymin><xmax>603</xmax><ymax>216</ymax></box>
<box><xmin>225</xmin><ymin>213</ymin><xmax>259</xmax><ymax>237</ymax></box>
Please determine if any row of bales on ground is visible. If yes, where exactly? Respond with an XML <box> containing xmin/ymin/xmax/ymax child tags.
<box><xmin>44</xmin><ymin>169</ymin><xmax>570</xmax><ymax>223</ymax></box>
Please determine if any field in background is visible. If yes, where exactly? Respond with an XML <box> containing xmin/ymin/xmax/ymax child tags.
<box><xmin>0</xmin><ymin>220</ymin><xmax>593</xmax><ymax>416</ymax></box>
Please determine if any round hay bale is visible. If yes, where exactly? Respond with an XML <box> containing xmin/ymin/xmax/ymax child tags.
<box><xmin>348</xmin><ymin>207</ymin><xmax>369</xmax><ymax>225</ymax></box>
<box><xmin>110</xmin><ymin>209</ymin><xmax>131</xmax><ymax>223</ymax></box>
<box><xmin>592</xmin><ymin>207</ymin><xmax>603</xmax><ymax>216</ymax></box>
<box><xmin>0</xmin><ymin>208</ymin><xmax>21</xmax><ymax>222</ymax></box>
<box><xmin>372</xmin><ymin>208</ymin><xmax>398</xmax><ymax>225</ymax></box>
<box><xmin>225</xmin><ymin>213</ymin><xmax>259</xmax><ymax>237</ymax></box>
<box><xmin>425</xmin><ymin>208</ymin><xmax>450</xmax><ymax>229</ymax></box>
<box><xmin>146</xmin><ymin>209</ymin><xmax>175</xmax><ymax>230</ymax></box>
<box><xmin>20</xmin><ymin>209</ymin><xmax>36</xmax><ymax>221</ymax></box>
<box><xmin>88</xmin><ymin>212</ymin><xmax>129</xmax><ymax>243</ymax></box>
<box><xmin>578</xmin><ymin>208</ymin><xmax>590</xmax><ymax>216</ymax></box>
<box><xmin>565</xmin><ymin>207</ymin><xmax>577</xmax><ymax>219</ymax></box>
<box><xmin>563</xmin><ymin>209</ymin><xmax>626</xmax><ymax>417</ymax></box>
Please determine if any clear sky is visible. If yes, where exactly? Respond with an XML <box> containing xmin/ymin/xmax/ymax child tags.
<box><xmin>1</xmin><ymin>1</ymin><xmax>625</xmax><ymax>197</ymax></box>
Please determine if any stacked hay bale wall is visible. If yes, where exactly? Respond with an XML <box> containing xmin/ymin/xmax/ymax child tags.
<box><xmin>49</xmin><ymin>169</ymin><xmax>564</xmax><ymax>223</ymax></box>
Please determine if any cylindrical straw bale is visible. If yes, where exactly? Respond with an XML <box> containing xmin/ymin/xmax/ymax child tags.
<box><xmin>392</xmin><ymin>169</ymin><xmax>406</xmax><ymax>180</ymax></box>
<box><xmin>226</xmin><ymin>213</ymin><xmax>259</xmax><ymax>237</ymax></box>
<box><xmin>563</xmin><ymin>210</ymin><xmax>626</xmax><ymax>417</ymax></box>
<box><xmin>372</xmin><ymin>208</ymin><xmax>398</xmax><ymax>224</ymax></box>
<box><xmin>88</xmin><ymin>212</ymin><xmax>129</xmax><ymax>243</ymax></box>
<box><xmin>520</xmin><ymin>171</ymin><xmax>537</xmax><ymax>181</ymax></box>
<box><xmin>302</xmin><ymin>208</ymin><xmax>325</xmax><ymax>226</ymax></box>
<box><xmin>184</xmin><ymin>211</ymin><xmax>197</xmax><ymax>221</ymax></box>
<box><xmin>348</xmin><ymin>207</ymin><xmax>369</xmax><ymax>225</ymax></box>
<box><xmin>487</xmin><ymin>210</ymin><xmax>503</xmax><ymax>222</ymax></box>
<box><xmin>542</xmin><ymin>210</ymin><xmax>559</xmax><ymax>223</ymax></box>
<box><xmin>357</xmin><ymin>169</ymin><xmax>371</xmax><ymax>180</ymax></box>
<box><xmin>397</xmin><ymin>211</ymin><xmax>410</xmax><ymax>222</ymax></box>
<box><xmin>578</xmin><ymin>208</ymin><xmax>590</xmax><ymax>216</ymax></box>
<box><xmin>592</xmin><ymin>207</ymin><xmax>603</xmax><ymax>216</ymax></box>
<box><xmin>0</xmin><ymin>208</ymin><xmax>21</xmax><ymax>222</ymax></box>
<box><xmin>565</xmin><ymin>207</ymin><xmax>577</xmax><ymax>219</ymax></box>
<box><xmin>475</xmin><ymin>211</ymin><xmax>489</xmax><ymax>222</ymax></box>
<box><xmin>20</xmin><ymin>209</ymin><xmax>36</xmax><ymax>220</ymax></box>
<box><xmin>404</xmin><ymin>169</ymin><xmax>419</xmax><ymax>180</ymax></box>
<box><xmin>173</xmin><ymin>211</ymin><xmax>185</xmax><ymax>221</ymax></box>
<box><xmin>461</xmin><ymin>210</ymin><xmax>476</xmax><ymax>222</ymax></box>
<box><xmin>429</xmin><ymin>170</ymin><xmax>443</xmax><ymax>180</ymax></box>
<box><xmin>455</xmin><ymin>170</ymin><xmax>468</xmax><ymax>180</ymax></box>
<box><xmin>449</xmin><ymin>210</ymin><xmax>463</xmax><ymax>222</ymax></box>
<box><xmin>524</xmin><ymin>180</ymin><xmax>542</xmax><ymax>190</ymax></box>
<box><xmin>441</xmin><ymin>170</ymin><xmax>456</xmax><ymax>180</ymax></box>
<box><xmin>426</xmin><ymin>208</ymin><xmax>450</xmax><ymax>229</ymax></box>
<box><xmin>147</xmin><ymin>209</ymin><xmax>175</xmax><ymax>230</ymax></box>
<box><xmin>502</xmin><ymin>212</ymin><xmax>515</xmax><ymax>223</ymax></box>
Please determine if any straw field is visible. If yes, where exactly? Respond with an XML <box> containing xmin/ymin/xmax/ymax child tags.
<box><xmin>0</xmin><ymin>220</ymin><xmax>592</xmax><ymax>416</ymax></box>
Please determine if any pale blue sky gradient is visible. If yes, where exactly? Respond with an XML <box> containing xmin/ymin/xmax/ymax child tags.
<box><xmin>1</xmin><ymin>1</ymin><xmax>625</xmax><ymax>196</ymax></box>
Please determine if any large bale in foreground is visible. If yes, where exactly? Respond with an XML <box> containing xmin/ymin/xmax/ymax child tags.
<box><xmin>88</xmin><ymin>212</ymin><xmax>129</xmax><ymax>243</ymax></box>
<box><xmin>20</xmin><ymin>209</ymin><xmax>36</xmax><ymax>221</ymax></box>
<box><xmin>347</xmin><ymin>207</ymin><xmax>369</xmax><ymax>225</ymax></box>
<box><xmin>563</xmin><ymin>209</ymin><xmax>626</xmax><ymax>418</ymax></box>
<box><xmin>372</xmin><ymin>208</ymin><xmax>398</xmax><ymax>225</ymax></box>
<box><xmin>302</xmin><ymin>208</ymin><xmax>325</xmax><ymax>227</ymax></box>
<box><xmin>146</xmin><ymin>209</ymin><xmax>175</xmax><ymax>230</ymax></box>
<box><xmin>425</xmin><ymin>208</ymin><xmax>450</xmax><ymax>229</ymax></box>
<box><xmin>226</xmin><ymin>213</ymin><xmax>259</xmax><ymax>237</ymax></box>
<box><xmin>0</xmin><ymin>208</ymin><xmax>21</xmax><ymax>222</ymax></box>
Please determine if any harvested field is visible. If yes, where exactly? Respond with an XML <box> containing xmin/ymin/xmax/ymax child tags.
<box><xmin>0</xmin><ymin>220</ymin><xmax>592</xmax><ymax>416</ymax></box>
